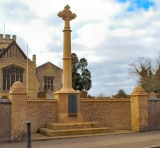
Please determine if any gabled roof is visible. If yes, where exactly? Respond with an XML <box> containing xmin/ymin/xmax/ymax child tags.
<box><xmin>0</xmin><ymin>40</ymin><xmax>30</xmax><ymax>60</ymax></box>
<box><xmin>37</xmin><ymin>61</ymin><xmax>62</xmax><ymax>70</ymax></box>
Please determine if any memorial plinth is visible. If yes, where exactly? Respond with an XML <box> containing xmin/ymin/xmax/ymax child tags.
<box><xmin>54</xmin><ymin>5</ymin><xmax>83</xmax><ymax>123</ymax></box>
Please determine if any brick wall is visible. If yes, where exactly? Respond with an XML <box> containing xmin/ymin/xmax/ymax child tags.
<box><xmin>2</xmin><ymin>97</ymin><xmax>160</xmax><ymax>142</ymax></box>
<box><xmin>27</xmin><ymin>99</ymin><xmax>58</xmax><ymax>133</ymax></box>
<box><xmin>27</xmin><ymin>98</ymin><xmax>131</xmax><ymax>132</ymax></box>
<box><xmin>148</xmin><ymin>99</ymin><xmax>160</xmax><ymax>130</ymax></box>
<box><xmin>81</xmin><ymin>98</ymin><xmax>131</xmax><ymax>130</ymax></box>
<box><xmin>0</xmin><ymin>99</ymin><xmax>11</xmax><ymax>142</ymax></box>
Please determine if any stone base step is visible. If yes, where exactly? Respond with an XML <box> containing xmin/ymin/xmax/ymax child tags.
<box><xmin>39</xmin><ymin>127</ymin><xmax>113</xmax><ymax>137</ymax></box>
<box><xmin>32</xmin><ymin>130</ymin><xmax>134</xmax><ymax>141</ymax></box>
<box><xmin>46</xmin><ymin>122</ymin><xmax>100</xmax><ymax>130</ymax></box>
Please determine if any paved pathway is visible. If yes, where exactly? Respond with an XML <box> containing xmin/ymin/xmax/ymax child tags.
<box><xmin>1</xmin><ymin>130</ymin><xmax>160</xmax><ymax>148</ymax></box>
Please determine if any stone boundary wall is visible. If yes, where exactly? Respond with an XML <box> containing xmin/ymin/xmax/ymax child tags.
<box><xmin>80</xmin><ymin>98</ymin><xmax>131</xmax><ymax>130</ymax></box>
<box><xmin>148</xmin><ymin>99</ymin><xmax>160</xmax><ymax>130</ymax></box>
<box><xmin>27</xmin><ymin>99</ymin><xmax>58</xmax><ymax>133</ymax></box>
<box><xmin>0</xmin><ymin>99</ymin><xmax>11</xmax><ymax>142</ymax></box>
<box><xmin>2</xmin><ymin>97</ymin><xmax>160</xmax><ymax>142</ymax></box>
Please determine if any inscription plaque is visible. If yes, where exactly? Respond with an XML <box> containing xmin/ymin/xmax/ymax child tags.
<box><xmin>68</xmin><ymin>94</ymin><xmax>77</xmax><ymax>117</ymax></box>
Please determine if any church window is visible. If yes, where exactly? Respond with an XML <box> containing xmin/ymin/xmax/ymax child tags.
<box><xmin>44</xmin><ymin>77</ymin><xmax>54</xmax><ymax>92</ymax></box>
<box><xmin>3</xmin><ymin>65</ymin><xmax>24</xmax><ymax>91</ymax></box>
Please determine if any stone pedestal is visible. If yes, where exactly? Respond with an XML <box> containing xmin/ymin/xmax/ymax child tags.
<box><xmin>131</xmin><ymin>85</ymin><xmax>148</xmax><ymax>132</ymax></box>
<box><xmin>54</xmin><ymin>91</ymin><xmax>83</xmax><ymax>123</ymax></box>
<box><xmin>8</xmin><ymin>81</ymin><xmax>27</xmax><ymax>141</ymax></box>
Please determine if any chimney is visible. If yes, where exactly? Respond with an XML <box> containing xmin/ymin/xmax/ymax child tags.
<box><xmin>32</xmin><ymin>54</ymin><xmax>36</xmax><ymax>64</ymax></box>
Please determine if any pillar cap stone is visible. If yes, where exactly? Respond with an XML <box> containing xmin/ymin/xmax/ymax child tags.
<box><xmin>131</xmin><ymin>85</ymin><xmax>148</xmax><ymax>96</ymax></box>
<box><xmin>9</xmin><ymin>81</ymin><xmax>27</xmax><ymax>95</ymax></box>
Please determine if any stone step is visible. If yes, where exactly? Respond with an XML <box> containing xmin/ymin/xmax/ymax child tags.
<box><xmin>39</xmin><ymin>127</ymin><xmax>113</xmax><ymax>137</ymax></box>
<box><xmin>46</xmin><ymin>122</ymin><xmax>100</xmax><ymax>130</ymax></box>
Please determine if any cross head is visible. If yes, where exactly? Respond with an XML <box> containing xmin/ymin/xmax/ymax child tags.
<box><xmin>58</xmin><ymin>5</ymin><xmax>76</xmax><ymax>28</ymax></box>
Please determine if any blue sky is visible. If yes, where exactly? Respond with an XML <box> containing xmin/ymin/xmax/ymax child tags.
<box><xmin>0</xmin><ymin>0</ymin><xmax>159</xmax><ymax>96</ymax></box>
<box><xmin>118</xmin><ymin>0</ymin><xmax>155</xmax><ymax>10</ymax></box>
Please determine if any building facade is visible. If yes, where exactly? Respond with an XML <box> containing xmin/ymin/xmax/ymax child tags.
<box><xmin>0</xmin><ymin>34</ymin><xmax>62</xmax><ymax>98</ymax></box>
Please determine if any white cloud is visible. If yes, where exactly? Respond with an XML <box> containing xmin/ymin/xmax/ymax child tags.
<box><xmin>0</xmin><ymin>0</ymin><xmax>160</xmax><ymax>96</ymax></box>
<box><xmin>75</xmin><ymin>22</ymin><xmax>108</xmax><ymax>48</ymax></box>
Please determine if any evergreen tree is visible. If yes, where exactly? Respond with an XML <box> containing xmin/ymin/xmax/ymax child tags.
<box><xmin>115</xmin><ymin>89</ymin><xmax>127</xmax><ymax>98</ymax></box>
<box><xmin>71</xmin><ymin>53</ymin><xmax>92</xmax><ymax>91</ymax></box>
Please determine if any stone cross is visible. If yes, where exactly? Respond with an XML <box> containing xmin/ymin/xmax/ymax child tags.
<box><xmin>58</xmin><ymin>5</ymin><xmax>76</xmax><ymax>29</ymax></box>
<box><xmin>56</xmin><ymin>5</ymin><xmax>76</xmax><ymax>90</ymax></box>
<box><xmin>55</xmin><ymin>5</ymin><xmax>83</xmax><ymax>123</ymax></box>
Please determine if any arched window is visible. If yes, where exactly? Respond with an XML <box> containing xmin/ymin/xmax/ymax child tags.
<box><xmin>3</xmin><ymin>65</ymin><xmax>24</xmax><ymax>91</ymax></box>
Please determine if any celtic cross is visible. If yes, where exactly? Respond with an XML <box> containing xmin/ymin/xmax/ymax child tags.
<box><xmin>58</xmin><ymin>5</ymin><xmax>76</xmax><ymax>29</ymax></box>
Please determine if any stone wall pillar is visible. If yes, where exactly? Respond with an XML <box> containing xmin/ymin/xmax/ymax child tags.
<box><xmin>131</xmin><ymin>85</ymin><xmax>148</xmax><ymax>132</ymax></box>
<box><xmin>8</xmin><ymin>81</ymin><xmax>27</xmax><ymax>141</ymax></box>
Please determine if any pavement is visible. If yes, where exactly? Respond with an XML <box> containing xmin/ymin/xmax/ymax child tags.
<box><xmin>0</xmin><ymin>130</ymin><xmax>160</xmax><ymax>148</ymax></box>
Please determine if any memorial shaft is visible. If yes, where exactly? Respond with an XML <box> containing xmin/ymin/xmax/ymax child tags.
<box><xmin>63</xmin><ymin>26</ymin><xmax>72</xmax><ymax>89</ymax></box>
<box><xmin>58</xmin><ymin>5</ymin><xmax>76</xmax><ymax>90</ymax></box>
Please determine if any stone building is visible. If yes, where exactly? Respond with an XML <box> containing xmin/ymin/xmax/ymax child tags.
<box><xmin>0</xmin><ymin>34</ymin><xmax>62</xmax><ymax>98</ymax></box>
<box><xmin>36</xmin><ymin>62</ymin><xmax>63</xmax><ymax>98</ymax></box>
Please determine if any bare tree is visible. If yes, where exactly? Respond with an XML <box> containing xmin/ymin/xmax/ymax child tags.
<box><xmin>128</xmin><ymin>57</ymin><xmax>153</xmax><ymax>78</ymax></box>
<box><xmin>96</xmin><ymin>93</ymin><xmax>106</xmax><ymax>98</ymax></box>
<box><xmin>128</xmin><ymin>57</ymin><xmax>159</xmax><ymax>93</ymax></box>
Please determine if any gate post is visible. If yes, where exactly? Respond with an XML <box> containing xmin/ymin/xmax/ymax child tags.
<box><xmin>9</xmin><ymin>81</ymin><xmax>27</xmax><ymax>141</ymax></box>
<box><xmin>131</xmin><ymin>85</ymin><xmax>148</xmax><ymax>132</ymax></box>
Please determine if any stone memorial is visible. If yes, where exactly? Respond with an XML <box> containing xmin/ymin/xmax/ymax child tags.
<box><xmin>54</xmin><ymin>5</ymin><xmax>83</xmax><ymax>123</ymax></box>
